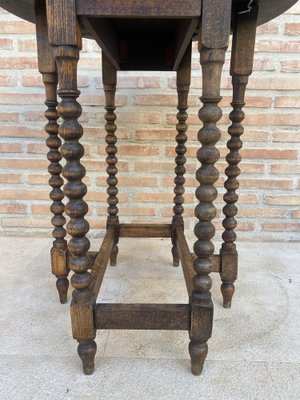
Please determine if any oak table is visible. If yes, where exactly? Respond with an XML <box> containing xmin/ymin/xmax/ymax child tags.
<box><xmin>0</xmin><ymin>0</ymin><xmax>297</xmax><ymax>376</ymax></box>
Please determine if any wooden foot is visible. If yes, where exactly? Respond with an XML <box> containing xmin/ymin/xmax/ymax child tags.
<box><xmin>189</xmin><ymin>342</ymin><xmax>208</xmax><ymax>376</ymax></box>
<box><xmin>221</xmin><ymin>282</ymin><xmax>235</xmax><ymax>308</ymax></box>
<box><xmin>110</xmin><ymin>243</ymin><xmax>118</xmax><ymax>266</ymax></box>
<box><xmin>78</xmin><ymin>341</ymin><xmax>97</xmax><ymax>375</ymax></box>
<box><xmin>56</xmin><ymin>276</ymin><xmax>69</xmax><ymax>304</ymax></box>
<box><xmin>171</xmin><ymin>244</ymin><xmax>180</xmax><ymax>267</ymax></box>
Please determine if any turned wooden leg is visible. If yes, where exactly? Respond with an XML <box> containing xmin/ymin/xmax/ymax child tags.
<box><xmin>78</xmin><ymin>340</ymin><xmax>97</xmax><ymax>375</ymax></box>
<box><xmin>102</xmin><ymin>54</ymin><xmax>119</xmax><ymax>267</ymax></box>
<box><xmin>189</xmin><ymin>0</ymin><xmax>231</xmax><ymax>375</ymax></box>
<box><xmin>35</xmin><ymin>0</ymin><xmax>68</xmax><ymax>304</ymax></box>
<box><xmin>221</xmin><ymin>5</ymin><xmax>258</xmax><ymax>308</ymax></box>
<box><xmin>172</xmin><ymin>44</ymin><xmax>191</xmax><ymax>267</ymax></box>
<box><xmin>46</xmin><ymin>0</ymin><xmax>96</xmax><ymax>374</ymax></box>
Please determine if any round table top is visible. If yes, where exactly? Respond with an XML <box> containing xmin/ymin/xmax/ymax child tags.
<box><xmin>0</xmin><ymin>0</ymin><xmax>298</xmax><ymax>27</ymax></box>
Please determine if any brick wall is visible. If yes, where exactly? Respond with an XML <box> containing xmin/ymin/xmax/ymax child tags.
<box><xmin>0</xmin><ymin>4</ymin><xmax>299</xmax><ymax>241</ymax></box>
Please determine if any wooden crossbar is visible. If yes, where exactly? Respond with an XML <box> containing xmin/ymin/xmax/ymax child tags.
<box><xmin>176</xmin><ymin>227</ymin><xmax>194</xmax><ymax>297</ymax></box>
<box><xmin>90</xmin><ymin>226</ymin><xmax>115</xmax><ymax>299</ymax></box>
<box><xmin>119</xmin><ymin>223</ymin><xmax>172</xmax><ymax>238</ymax></box>
<box><xmin>94</xmin><ymin>303</ymin><xmax>191</xmax><ymax>330</ymax></box>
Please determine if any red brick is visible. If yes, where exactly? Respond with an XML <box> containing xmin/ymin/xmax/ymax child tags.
<box><xmin>256</xmin><ymin>22</ymin><xmax>279</xmax><ymax>34</ymax></box>
<box><xmin>0</xmin><ymin>173</ymin><xmax>22</xmax><ymax>184</ymax></box>
<box><xmin>113</xmin><ymin>207</ymin><xmax>155</xmax><ymax>217</ymax></box>
<box><xmin>240</xmin><ymin>149</ymin><xmax>297</xmax><ymax>160</ymax></box>
<box><xmin>275</xmin><ymin>96</ymin><xmax>300</xmax><ymax>108</ymax></box>
<box><xmin>27</xmin><ymin>174</ymin><xmax>49</xmax><ymax>185</ymax></box>
<box><xmin>0</xmin><ymin>159</ymin><xmax>48</xmax><ymax>170</ymax></box>
<box><xmin>31</xmin><ymin>204</ymin><xmax>50</xmax><ymax>214</ymax></box>
<box><xmin>238</xmin><ymin>208</ymin><xmax>288</xmax><ymax>218</ymax></box>
<box><xmin>255</xmin><ymin>41</ymin><xmax>300</xmax><ymax>53</ymax></box>
<box><xmin>262</xmin><ymin>223</ymin><xmax>300</xmax><ymax>232</ymax></box>
<box><xmin>240</xmin><ymin>178</ymin><xmax>293</xmax><ymax>190</ymax></box>
<box><xmin>136</xmin><ymin>129</ymin><xmax>176</xmax><ymax>141</ymax></box>
<box><xmin>108</xmin><ymin>112</ymin><xmax>162</xmax><ymax>125</ymax></box>
<box><xmin>0</xmin><ymin>57</ymin><xmax>38</xmax><ymax>69</ymax></box>
<box><xmin>84</xmin><ymin>160</ymin><xmax>128</xmax><ymax>172</ymax></box>
<box><xmin>0</xmin><ymin>93</ymin><xmax>44</xmax><ymax>105</ymax></box>
<box><xmin>285</xmin><ymin>23</ymin><xmax>300</xmax><ymax>35</ymax></box>
<box><xmin>27</xmin><ymin>143</ymin><xmax>46</xmax><ymax>154</ymax></box>
<box><xmin>117</xmin><ymin>76</ymin><xmax>161</xmax><ymax>88</ymax></box>
<box><xmin>0</xmin><ymin>143</ymin><xmax>22</xmax><ymax>153</ymax></box>
<box><xmin>0</xmin><ymin>126</ymin><xmax>43</xmax><ymax>138</ymax></box>
<box><xmin>135</xmin><ymin>192</ymin><xmax>194</xmax><ymax>203</ymax></box>
<box><xmin>117</xmin><ymin>144</ymin><xmax>160</xmax><ymax>156</ymax></box>
<box><xmin>0</xmin><ymin>75</ymin><xmax>17</xmax><ymax>86</ymax></box>
<box><xmin>292</xmin><ymin>210</ymin><xmax>300</xmax><ymax>219</ymax></box>
<box><xmin>0</xmin><ymin>38</ymin><xmax>13</xmax><ymax>49</ymax></box>
<box><xmin>1</xmin><ymin>189</ymin><xmax>49</xmax><ymax>200</ymax></box>
<box><xmin>248</xmin><ymin>77</ymin><xmax>300</xmax><ymax>90</ymax></box>
<box><xmin>18</xmin><ymin>39</ymin><xmax>37</xmax><ymax>52</ymax></box>
<box><xmin>2</xmin><ymin>217</ymin><xmax>51</xmax><ymax>228</ymax></box>
<box><xmin>0</xmin><ymin>21</ymin><xmax>35</xmax><ymax>34</ymax></box>
<box><xmin>264</xmin><ymin>195</ymin><xmax>300</xmax><ymax>206</ymax></box>
<box><xmin>271</xmin><ymin>164</ymin><xmax>300</xmax><ymax>174</ymax></box>
<box><xmin>0</xmin><ymin>112</ymin><xmax>19</xmax><ymax>122</ymax></box>
<box><xmin>272</xmin><ymin>131</ymin><xmax>300</xmax><ymax>142</ymax></box>
<box><xmin>96</xmin><ymin>176</ymin><xmax>157</xmax><ymax>187</ymax></box>
<box><xmin>281</xmin><ymin>60</ymin><xmax>300</xmax><ymax>73</ymax></box>
<box><xmin>135</xmin><ymin>95</ymin><xmax>177</xmax><ymax>106</ymax></box>
<box><xmin>134</xmin><ymin>161</ymin><xmax>197</xmax><ymax>174</ymax></box>
<box><xmin>0</xmin><ymin>203</ymin><xmax>27</xmax><ymax>214</ymax></box>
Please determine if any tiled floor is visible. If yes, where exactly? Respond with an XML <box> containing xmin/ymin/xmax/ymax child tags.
<box><xmin>0</xmin><ymin>236</ymin><xmax>299</xmax><ymax>400</ymax></box>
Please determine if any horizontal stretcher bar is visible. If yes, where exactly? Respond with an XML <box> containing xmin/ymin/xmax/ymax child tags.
<box><xmin>94</xmin><ymin>303</ymin><xmax>191</xmax><ymax>330</ymax></box>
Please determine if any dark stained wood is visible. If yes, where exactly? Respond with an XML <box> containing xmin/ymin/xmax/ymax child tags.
<box><xmin>46</xmin><ymin>0</ymin><xmax>80</xmax><ymax>47</ymax></box>
<box><xmin>189</xmin><ymin>0</ymin><xmax>232</xmax><ymax>376</ymax></box>
<box><xmin>90</xmin><ymin>226</ymin><xmax>115</xmax><ymax>300</ymax></box>
<box><xmin>174</xmin><ymin>19</ymin><xmax>198</xmax><ymax>71</ymax></box>
<box><xmin>80</xmin><ymin>17</ymin><xmax>120</xmax><ymax>70</ymax></box>
<box><xmin>103</xmin><ymin>54</ymin><xmax>120</xmax><ymax>266</ymax></box>
<box><xmin>119</xmin><ymin>223</ymin><xmax>172</xmax><ymax>238</ymax></box>
<box><xmin>191</xmin><ymin>253</ymin><xmax>221</xmax><ymax>273</ymax></box>
<box><xmin>48</xmin><ymin>3</ymin><xmax>96</xmax><ymax>375</ymax></box>
<box><xmin>172</xmin><ymin>44</ymin><xmax>191</xmax><ymax>266</ymax></box>
<box><xmin>221</xmin><ymin>5</ymin><xmax>258</xmax><ymax>309</ymax></box>
<box><xmin>95</xmin><ymin>304</ymin><xmax>191</xmax><ymax>330</ymax></box>
<box><xmin>1</xmin><ymin>0</ymin><xmax>297</xmax><ymax>28</ymax></box>
<box><xmin>75</xmin><ymin>0</ymin><xmax>202</xmax><ymax>18</ymax></box>
<box><xmin>35</xmin><ymin>0</ymin><xmax>69</xmax><ymax>304</ymax></box>
<box><xmin>176</xmin><ymin>228</ymin><xmax>194</xmax><ymax>297</ymax></box>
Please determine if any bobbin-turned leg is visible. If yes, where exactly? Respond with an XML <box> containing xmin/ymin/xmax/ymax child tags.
<box><xmin>189</xmin><ymin>0</ymin><xmax>232</xmax><ymax>375</ymax></box>
<box><xmin>46</xmin><ymin>0</ymin><xmax>96</xmax><ymax>374</ymax></box>
<box><xmin>102</xmin><ymin>54</ymin><xmax>119</xmax><ymax>266</ymax></box>
<box><xmin>172</xmin><ymin>44</ymin><xmax>191</xmax><ymax>267</ymax></box>
<box><xmin>221</xmin><ymin>5</ymin><xmax>258</xmax><ymax>308</ymax></box>
<box><xmin>35</xmin><ymin>0</ymin><xmax>68</xmax><ymax>304</ymax></box>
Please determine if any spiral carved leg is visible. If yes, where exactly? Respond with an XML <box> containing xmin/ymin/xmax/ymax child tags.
<box><xmin>221</xmin><ymin>4</ymin><xmax>258</xmax><ymax>308</ymax></box>
<box><xmin>103</xmin><ymin>54</ymin><xmax>119</xmax><ymax>267</ymax></box>
<box><xmin>189</xmin><ymin>0</ymin><xmax>231</xmax><ymax>375</ymax></box>
<box><xmin>43</xmin><ymin>72</ymin><xmax>69</xmax><ymax>304</ymax></box>
<box><xmin>35</xmin><ymin>3</ymin><xmax>68</xmax><ymax>304</ymax></box>
<box><xmin>78</xmin><ymin>340</ymin><xmax>97</xmax><ymax>375</ymax></box>
<box><xmin>172</xmin><ymin>44</ymin><xmax>191</xmax><ymax>267</ymax></box>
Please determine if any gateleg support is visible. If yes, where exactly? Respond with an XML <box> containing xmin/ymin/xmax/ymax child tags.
<box><xmin>46</xmin><ymin>0</ymin><xmax>97</xmax><ymax>374</ymax></box>
<box><xmin>190</xmin><ymin>0</ymin><xmax>232</xmax><ymax>375</ymax></box>
<box><xmin>221</xmin><ymin>3</ymin><xmax>258</xmax><ymax>308</ymax></box>
<box><xmin>35</xmin><ymin>0</ymin><xmax>69</xmax><ymax>304</ymax></box>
